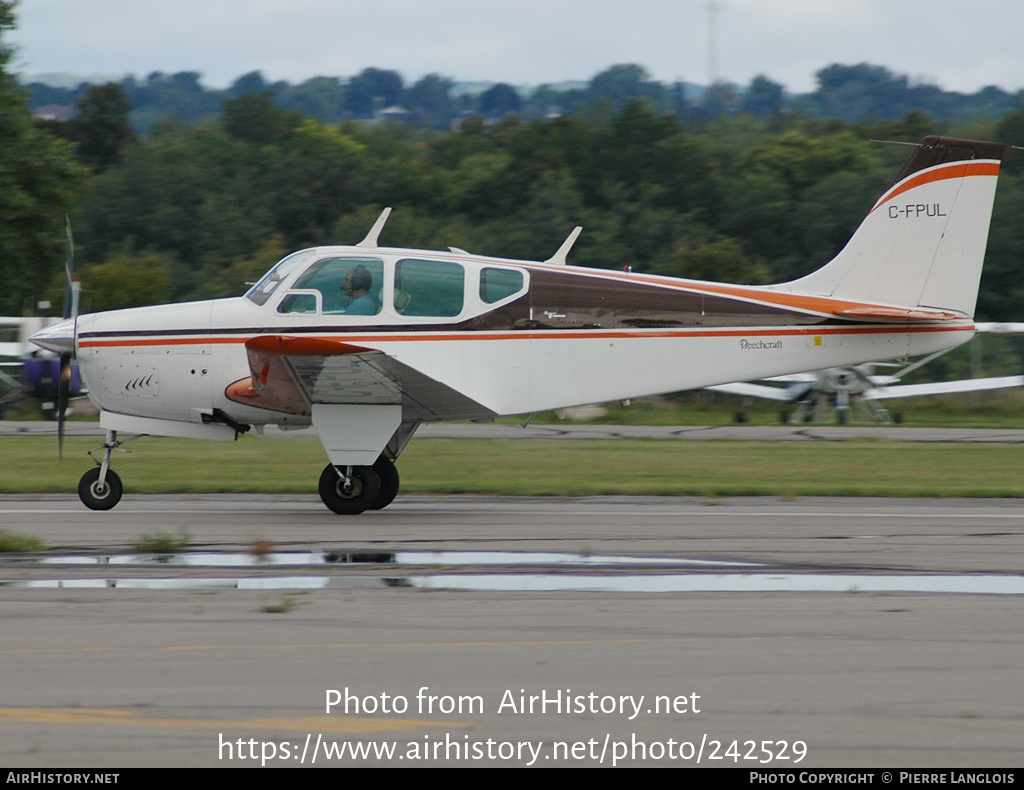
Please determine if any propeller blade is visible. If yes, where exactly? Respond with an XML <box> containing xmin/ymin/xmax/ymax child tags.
<box><xmin>58</xmin><ymin>217</ymin><xmax>78</xmax><ymax>456</ymax></box>
<box><xmin>64</xmin><ymin>216</ymin><xmax>75</xmax><ymax>319</ymax></box>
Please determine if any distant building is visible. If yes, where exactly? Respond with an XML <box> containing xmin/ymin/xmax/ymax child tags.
<box><xmin>34</xmin><ymin>105</ymin><xmax>73</xmax><ymax>122</ymax></box>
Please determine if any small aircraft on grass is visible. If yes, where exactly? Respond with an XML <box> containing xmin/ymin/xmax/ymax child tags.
<box><xmin>708</xmin><ymin>351</ymin><xmax>1024</xmax><ymax>425</ymax></box>
<box><xmin>31</xmin><ymin>136</ymin><xmax>1012</xmax><ymax>513</ymax></box>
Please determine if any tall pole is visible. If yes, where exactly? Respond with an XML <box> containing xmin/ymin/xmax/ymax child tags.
<box><xmin>707</xmin><ymin>1</ymin><xmax>720</xmax><ymax>84</ymax></box>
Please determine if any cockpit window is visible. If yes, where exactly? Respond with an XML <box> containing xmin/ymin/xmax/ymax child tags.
<box><xmin>278</xmin><ymin>257</ymin><xmax>384</xmax><ymax>315</ymax></box>
<box><xmin>246</xmin><ymin>249</ymin><xmax>317</xmax><ymax>306</ymax></box>
<box><xmin>394</xmin><ymin>259</ymin><xmax>464</xmax><ymax>317</ymax></box>
<box><xmin>480</xmin><ymin>267</ymin><xmax>525</xmax><ymax>304</ymax></box>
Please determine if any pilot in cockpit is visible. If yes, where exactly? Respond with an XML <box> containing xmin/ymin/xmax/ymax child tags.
<box><xmin>342</xmin><ymin>265</ymin><xmax>378</xmax><ymax>315</ymax></box>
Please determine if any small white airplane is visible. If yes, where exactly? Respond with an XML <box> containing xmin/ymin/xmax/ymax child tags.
<box><xmin>0</xmin><ymin>315</ymin><xmax>86</xmax><ymax>418</ymax></box>
<box><xmin>31</xmin><ymin>136</ymin><xmax>1011</xmax><ymax>513</ymax></box>
<box><xmin>708</xmin><ymin>351</ymin><xmax>1024</xmax><ymax>425</ymax></box>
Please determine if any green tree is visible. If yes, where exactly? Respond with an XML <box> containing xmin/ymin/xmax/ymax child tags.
<box><xmin>0</xmin><ymin>2</ymin><xmax>89</xmax><ymax>313</ymax></box>
<box><xmin>742</xmin><ymin>75</ymin><xmax>785</xmax><ymax>117</ymax></box>
<box><xmin>223</xmin><ymin>92</ymin><xmax>301</xmax><ymax>145</ymax></box>
<box><xmin>345</xmin><ymin>68</ymin><xmax>403</xmax><ymax>116</ymax></box>
<box><xmin>226</xmin><ymin>70</ymin><xmax>269</xmax><ymax>99</ymax></box>
<box><xmin>662</xmin><ymin>238</ymin><xmax>768</xmax><ymax>284</ymax></box>
<box><xmin>69</xmin><ymin>83</ymin><xmax>136</xmax><ymax>171</ymax></box>
<box><xmin>76</xmin><ymin>252</ymin><xmax>173</xmax><ymax>312</ymax></box>
<box><xmin>195</xmin><ymin>235</ymin><xmax>289</xmax><ymax>299</ymax></box>
<box><xmin>480</xmin><ymin>83</ymin><xmax>521</xmax><ymax>118</ymax></box>
<box><xmin>589</xmin><ymin>64</ymin><xmax>668</xmax><ymax>111</ymax></box>
<box><xmin>405</xmin><ymin>74</ymin><xmax>455</xmax><ymax>128</ymax></box>
<box><xmin>277</xmin><ymin>77</ymin><xmax>346</xmax><ymax>123</ymax></box>
<box><xmin>269</xmin><ymin>119</ymin><xmax>370</xmax><ymax>246</ymax></box>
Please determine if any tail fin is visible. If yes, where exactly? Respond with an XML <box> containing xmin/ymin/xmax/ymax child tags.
<box><xmin>773</xmin><ymin>137</ymin><xmax>1011</xmax><ymax>318</ymax></box>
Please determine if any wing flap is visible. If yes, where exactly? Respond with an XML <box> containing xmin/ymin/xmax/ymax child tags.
<box><xmin>226</xmin><ymin>334</ymin><xmax>495</xmax><ymax>421</ymax></box>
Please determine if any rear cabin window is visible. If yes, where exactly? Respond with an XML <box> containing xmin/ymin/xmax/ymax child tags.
<box><xmin>278</xmin><ymin>257</ymin><xmax>384</xmax><ymax>315</ymax></box>
<box><xmin>480</xmin><ymin>267</ymin><xmax>525</xmax><ymax>303</ymax></box>
<box><xmin>394</xmin><ymin>259</ymin><xmax>465</xmax><ymax>317</ymax></box>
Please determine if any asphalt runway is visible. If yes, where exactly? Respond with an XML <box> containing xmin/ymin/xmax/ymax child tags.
<box><xmin>0</xmin><ymin>494</ymin><xmax>1022</xmax><ymax>768</ymax></box>
<box><xmin>8</xmin><ymin>419</ymin><xmax>1024</xmax><ymax>442</ymax></box>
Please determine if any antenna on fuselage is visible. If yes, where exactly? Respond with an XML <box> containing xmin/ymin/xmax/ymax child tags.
<box><xmin>356</xmin><ymin>207</ymin><xmax>392</xmax><ymax>248</ymax></box>
<box><xmin>545</xmin><ymin>226</ymin><xmax>583</xmax><ymax>266</ymax></box>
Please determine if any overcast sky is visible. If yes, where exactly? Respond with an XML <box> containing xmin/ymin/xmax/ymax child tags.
<box><xmin>10</xmin><ymin>0</ymin><xmax>1024</xmax><ymax>94</ymax></box>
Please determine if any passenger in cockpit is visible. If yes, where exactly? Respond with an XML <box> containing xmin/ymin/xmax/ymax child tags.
<box><xmin>343</xmin><ymin>265</ymin><xmax>378</xmax><ymax>315</ymax></box>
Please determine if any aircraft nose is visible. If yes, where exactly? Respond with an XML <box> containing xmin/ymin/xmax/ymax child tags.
<box><xmin>29</xmin><ymin>318</ymin><xmax>77</xmax><ymax>356</ymax></box>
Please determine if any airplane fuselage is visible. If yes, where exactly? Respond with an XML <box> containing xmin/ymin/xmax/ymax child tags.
<box><xmin>70</xmin><ymin>248</ymin><xmax>974</xmax><ymax>435</ymax></box>
<box><xmin>31</xmin><ymin>137</ymin><xmax>1007</xmax><ymax>513</ymax></box>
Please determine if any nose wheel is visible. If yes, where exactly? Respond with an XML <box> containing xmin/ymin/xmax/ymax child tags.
<box><xmin>78</xmin><ymin>467</ymin><xmax>123</xmax><ymax>510</ymax></box>
<box><xmin>78</xmin><ymin>429</ymin><xmax>134</xmax><ymax>510</ymax></box>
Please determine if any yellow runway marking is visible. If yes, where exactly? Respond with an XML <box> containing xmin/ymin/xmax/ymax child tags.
<box><xmin>0</xmin><ymin>707</ymin><xmax>467</xmax><ymax>733</ymax></box>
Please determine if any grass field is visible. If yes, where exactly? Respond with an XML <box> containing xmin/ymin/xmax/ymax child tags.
<box><xmin>4</xmin><ymin>434</ymin><xmax>1024</xmax><ymax>499</ymax></box>
<box><xmin>512</xmin><ymin>388</ymin><xmax>1024</xmax><ymax>429</ymax></box>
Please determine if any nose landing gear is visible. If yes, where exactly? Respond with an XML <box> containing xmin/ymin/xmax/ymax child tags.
<box><xmin>78</xmin><ymin>430</ymin><xmax>137</xmax><ymax>510</ymax></box>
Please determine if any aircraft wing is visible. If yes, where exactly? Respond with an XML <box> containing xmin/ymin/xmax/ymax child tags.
<box><xmin>864</xmin><ymin>375</ymin><xmax>1024</xmax><ymax>401</ymax></box>
<box><xmin>0</xmin><ymin>342</ymin><xmax>26</xmax><ymax>357</ymax></box>
<box><xmin>227</xmin><ymin>335</ymin><xmax>495</xmax><ymax>421</ymax></box>
<box><xmin>705</xmin><ymin>382</ymin><xmax>798</xmax><ymax>402</ymax></box>
<box><xmin>975</xmin><ymin>323</ymin><xmax>1024</xmax><ymax>334</ymax></box>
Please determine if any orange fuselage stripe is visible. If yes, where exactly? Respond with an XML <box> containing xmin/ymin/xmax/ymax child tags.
<box><xmin>870</xmin><ymin>161</ymin><xmax>1000</xmax><ymax>214</ymax></box>
<box><xmin>78</xmin><ymin>323</ymin><xmax>973</xmax><ymax>351</ymax></box>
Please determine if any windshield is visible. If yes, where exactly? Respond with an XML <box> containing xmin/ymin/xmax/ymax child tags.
<box><xmin>245</xmin><ymin>249</ymin><xmax>318</xmax><ymax>306</ymax></box>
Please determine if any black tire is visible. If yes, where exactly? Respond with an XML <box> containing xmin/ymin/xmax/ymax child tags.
<box><xmin>318</xmin><ymin>463</ymin><xmax>380</xmax><ymax>515</ymax></box>
<box><xmin>369</xmin><ymin>456</ymin><xmax>400</xmax><ymax>510</ymax></box>
<box><xmin>78</xmin><ymin>467</ymin><xmax>123</xmax><ymax>511</ymax></box>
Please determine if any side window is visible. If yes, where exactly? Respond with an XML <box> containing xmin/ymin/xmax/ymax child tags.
<box><xmin>394</xmin><ymin>259</ymin><xmax>465</xmax><ymax>317</ymax></box>
<box><xmin>278</xmin><ymin>257</ymin><xmax>384</xmax><ymax>315</ymax></box>
<box><xmin>480</xmin><ymin>267</ymin><xmax>525</xmax><ymax>304</ymax></box>
<box><xmin>277</xmin><ymin>292</ymin><xmax>319</xmax><ymax>314</ymax></box>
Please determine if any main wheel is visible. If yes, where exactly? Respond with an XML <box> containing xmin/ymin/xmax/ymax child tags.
<box><xmin>318</xmin><ymin>463</ymin><xmax>380</xmax><ymax>515</ymax></box>
<box><xmin>369</xmin><ymin>456</ymin><xmax>400</xmax><ymax>510</ymax></box>
<box><xmin>78</xmin><ymin>467</ymin><xmax>123</xmax><ymax>511</ymax></box>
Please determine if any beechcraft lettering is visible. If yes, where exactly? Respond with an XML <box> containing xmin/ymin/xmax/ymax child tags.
<box><xmin>888</xmin><ymin>203</ymin><xmax>947</xmax><ymax>219</ymax></box>
<box><xmin>30</xmin><ymin>137</ymin><xmax>1013</xmax><ymax>513</ymax></box>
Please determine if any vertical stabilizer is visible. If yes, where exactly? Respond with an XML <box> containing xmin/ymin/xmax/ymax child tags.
<box><xmin>773</xmin><ymin>137</ymin><xmax>1011</xmax><ymax>318</ymax></box>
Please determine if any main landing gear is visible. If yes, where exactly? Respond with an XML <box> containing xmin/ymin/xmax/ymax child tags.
<box><xmin>74</xmin><ymin>430</ymin><xmax>401</xmax><ymax>514</ymax></box>
<box><xmin>78</xmin><ymin>430</ymin><xmax>133</xmax><ymax>511</ymax></box>
<box><xmin>318</xmin><ymin>455</ymin><xmax>400</xmax><ymax>515</ymax></box>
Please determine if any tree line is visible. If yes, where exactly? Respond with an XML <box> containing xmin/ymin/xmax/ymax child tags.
<box><xmin>4</xmin><ymin>6</ymin><xmax>1024</xmax><ymax>326</ymax></box>
<box><xmin>32</xmin><ymin>94</ymin><xmax>1022</xmax><ymax>326</ymax></box>
<box><xmin>27</xmin><ymin>61</ymin><xmax>1024</xmax><ymax>134</ymax></box>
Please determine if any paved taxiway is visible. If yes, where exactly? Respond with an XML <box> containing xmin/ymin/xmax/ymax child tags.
<box><xmin>9</xmin><ymin>419</ymin><xmax>1024</xmax><ymax>443</ymax></box>
<box><xmin>0</xmin><ymin>494</ymin><xmax>1022</xmax><ymax>767</ymax></box>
